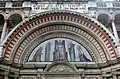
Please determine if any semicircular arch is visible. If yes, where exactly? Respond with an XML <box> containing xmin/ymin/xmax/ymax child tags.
<box><xmin>2</xmin><ymin>10</ymin><xmax>118</xmax><ymax>64</ymax></box>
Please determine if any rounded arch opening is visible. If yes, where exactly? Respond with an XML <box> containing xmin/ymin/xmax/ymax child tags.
<box><xmin>115</xmin><ymin>14</ymin><xmax>120</xmax><ymax>22</ymax></box>
<box><xmin>98</xmin><ymin>14</ymin><xmax>110</xmax><ymax>26</ymax></box>
<box><xmin>7</xmin><ymin>14</ymin><xmax>22</xmax><ymax>33</ymax></box>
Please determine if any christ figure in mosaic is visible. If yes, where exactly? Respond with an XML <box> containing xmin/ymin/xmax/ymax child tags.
<box><xmin>68</xmin><ymin>42</ymin><xmax>75</xmax><ymax>61</ymax></box>
<box><xmin>53</xmin><ymin>40</ymin><xmax>67</xmax><ymax>61</ymax></box>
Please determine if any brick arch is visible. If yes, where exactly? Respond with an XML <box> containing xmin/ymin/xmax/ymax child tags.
<box><xmin>2</xmin><ymin>11</ymin><xmax>118</xmax><ymax>64</ymax></box>
<box><xmin>19</xmin><ymin>26</ymin><xmax>100</xmax><ymax>63</ymax></box>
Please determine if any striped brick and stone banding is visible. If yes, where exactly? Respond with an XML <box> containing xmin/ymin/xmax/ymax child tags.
<box><xmin>3</xmin><ymin>11</ymin><xmax>117</xmax><ymax>64</ymax></box>
<box><xmin>20</xmin><ymin>25</ymin><xmax>99</xmax><ymax>63</ymax></box>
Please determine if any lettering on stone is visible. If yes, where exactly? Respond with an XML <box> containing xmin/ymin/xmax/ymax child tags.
<box><xmin>32</xmin><ymin>3</ymin><xmax>88</xmax><ymax>13</ymax></box>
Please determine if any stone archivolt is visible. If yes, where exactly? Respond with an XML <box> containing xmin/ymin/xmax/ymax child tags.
<box><xmin>2</xmin><ymin>11</ymin><xmax>117</xmax><ymax>64</ymax></box>
<box><xmin>22</xmin><ymin>25</ymin><xmax>98</xmax><ymax>63</ymax></box>
<box><xmin>0</xmin><ymin>10</ymin><xmax>119</xmax><ymax>79</ymax></box>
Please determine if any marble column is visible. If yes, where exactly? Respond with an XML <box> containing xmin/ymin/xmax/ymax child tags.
<box><xmin>1</xmin><ymin>19</ymin><xmax>7</xmax><ymax>42</ymax></box>
<box><xmin>111</xmin><ymin>19</ymin><xmax>119</xmax><ymax>43</ymax></box>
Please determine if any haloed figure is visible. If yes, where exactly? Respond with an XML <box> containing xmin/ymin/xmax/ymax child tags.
<box><xmin>77</xmin><ymin>45</ymin><xmax>91</xmax><ymax>62</ymax></box>
<box><xmin>54</xmin><ymin>40</ymin><xmax>67</xmax><ymax>61</ymax></box>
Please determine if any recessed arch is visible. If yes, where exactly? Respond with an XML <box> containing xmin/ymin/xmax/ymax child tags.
<box><xmin>98</xmin><ymin>14</ymin><xmax>110</xmax><ymax>26</ymax></box>
<box><xmin>21</xmin><ymin>30</ymin><xmax>98</xmax><ymax>63</ymax></box>
<box><xmin>2</xmin><ymin>11</ymin><xmax>118</xmax><ymax>65</ymax></box>
<box><xmin>7</xmin><ymin>14</ymin><xmax>22</xmax><ymax>32</ymax></box>
<box><xmin>115</xmin><ymin>14</ymin><xmax>120</xmax><ymax>21</ymax></box>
